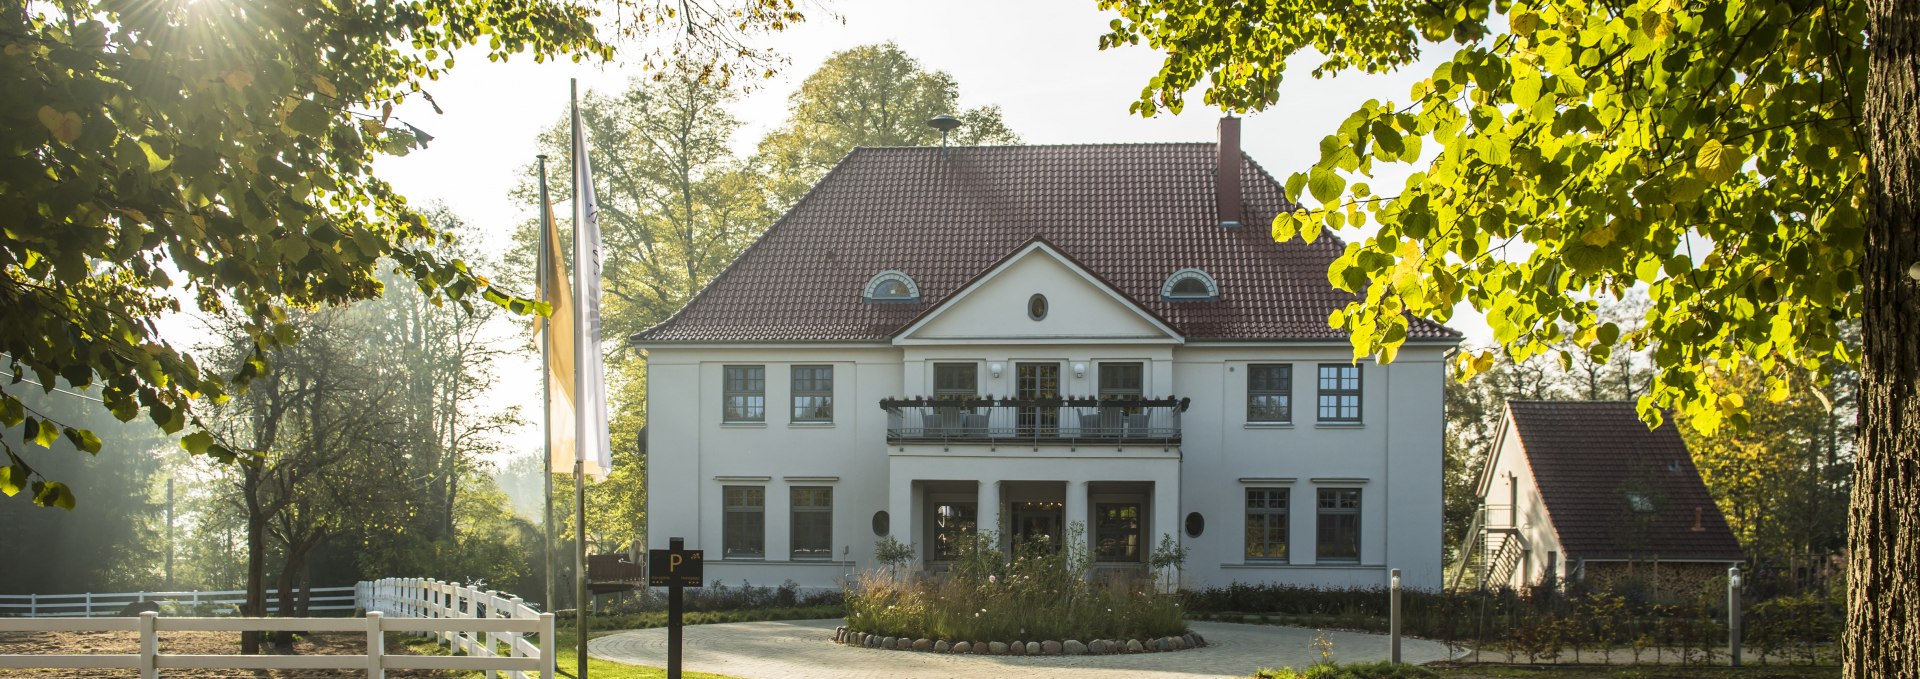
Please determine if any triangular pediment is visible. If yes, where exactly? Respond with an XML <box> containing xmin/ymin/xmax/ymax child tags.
<box><xmin>894</xmin><ymin>241</ymin><xmax>1183</xmax><ymax>345</ymax></box>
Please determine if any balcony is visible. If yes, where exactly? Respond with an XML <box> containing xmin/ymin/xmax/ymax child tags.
<box><xmin>879</xmin><ymin>397</ymin><xmax>1189</xmax><ymax>447</ymax></box>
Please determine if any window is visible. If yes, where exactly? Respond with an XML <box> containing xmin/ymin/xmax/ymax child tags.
<box><xmin>930</xmin><ymin>502</ymin><xmax>977</xmax><ymax>561</ymax></box>
<box><xmin>723</xmin><ymin>486</ymin><xmax>765</xmax><ymax>559</ymax></box>
<box><xmin>1245</xmin><ymin>488</ymin><xmax>1288</xmax><ymax>561</ymax></box>
<box><xmin>790</xmin><ymin>486</ymin><xmax>833</xmax><ymax>560</ymax></box>
<box><xmin>1317</xmin><ymin>488</ymin><xmax>1362</xmax><ymax>562</ymax></box>
<box><xmin>1098</xmin><ymin>363</ymin><xmax>1143</xmax><ymax>400</ymax></box>
<box><xmin>1161</xmin><ymin>268</ymin><xmax>1220</xmax><ymax>301</ymax></box>
<box><xmin>1247</xmin><ymin>364</ymin><xmax>1292</xmax><ymax>423</ymax></box>
<box><xmin>791</xmin><ymin>365</ymin><xmax>833</xmax><ymax>423</ymax></box>
<box><xmin>863</xmin><ymin>271</ymin><xmax>920</xmax><ymax>303</ymax></box>
<box><xmin>1316</xmin><ymin>364</ymin><xmax>1362</xmax><ymax>422</ymax></box>
<box><xmin>933</xmin><ymin>363</ymin><xmax>977</xmax><ymax>399</ymax></box>
<box><xmin>723</xmin><ymin>365</ymin><xmax>765</xmax><ymax>422</ymax></box>
<box><xmin>1027</xmin><ymin>294</ymin><xmax>1049</xmax><ymax>320</ymax></box>
<box><xmin>1094</xmin><ymin>502</ymin><xmax>1143</xmax><ymax>562</ymax></box>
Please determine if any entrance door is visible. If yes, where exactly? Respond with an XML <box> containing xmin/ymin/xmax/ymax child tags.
<box><xmin>1015</xmin><ymin>363</ymin><xmax>1060</xmax><ymax>437</ymax></box>
<box><xmin>1009</xmin><ymin>501</ymin><xmax>1064</xmax><ymax>552</ymax></box>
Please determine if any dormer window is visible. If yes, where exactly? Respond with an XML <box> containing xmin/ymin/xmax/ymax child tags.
<box><xmin>863</xmin><ymin>270</ymin><xmax>920</xmax><ymax>303</ymax></box>
<box><xmin>1162</xmin><ymin>268</ymin><xmax>1219</xmax><ymax>301</ymax></box>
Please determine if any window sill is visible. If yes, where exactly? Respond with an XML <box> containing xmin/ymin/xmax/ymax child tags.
<box><xmin>721</xmin><ymin>556</ymin><xmax>766</xmax><ymax>561</ymax></box>
<box><xmin>720</xmin><ymin>422</ymin><xmax>768</xmax><ymax>428</ymax></box>
<box><xmin>1223</xmin><ymin>561</ymin><xmax>1292</xmax><ymax>569</ymax></box>
<box><xmin>1224</xmin><ymin>562</ymin><xmax>1379</xmax><ymax>569</ymax></box>
<box><xmin>1314</xmin><ymin>422</ymin><xmax>1365</xmax><ymax>429</ymax></box>
<box><xmin>1244</xmin><ymin>422</ymin><xmax>1294</xmax><ymax>429</ymax></box>
<box><xmin>788</xmin><ymin>422</ymin><xmax>836</xmax><ymax>428</ymax></box>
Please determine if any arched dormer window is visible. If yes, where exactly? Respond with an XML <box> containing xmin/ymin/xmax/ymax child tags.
<box><xmin>1162</xmin><ymin>268</ymin><xmax>1219</xmax><ymax>301</ymax></box>
<box><xmin>863</xmin><ymin>270</ymin><xmax>920</xmax><ymax>303</ymax></box>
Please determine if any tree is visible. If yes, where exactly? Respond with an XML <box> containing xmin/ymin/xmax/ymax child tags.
<box><xmin>757</xmin><ymin>42</ymin><xmax>1021</xmax><ymax>208</ymax></box>
<box><xmin>1098</xmin><ymin>0</ymin><xmax>1914</xmax><ymax>674</ymax></box>
<box><xmin>1</xmin><ymin>0</ymin><xmax>810</xmax><ymax>509</ymax></box>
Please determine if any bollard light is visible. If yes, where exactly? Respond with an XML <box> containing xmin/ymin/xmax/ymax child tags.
<box><xmin>1729</xmin><ymin>567</ymin><xmax>1743</xmax><ymax>588</ymax></box>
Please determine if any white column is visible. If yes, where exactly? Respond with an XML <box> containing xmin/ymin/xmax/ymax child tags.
<box><xmin>1152</xmin><ymin>478</ymin><xmax>1181</xmax><ymax>588</ymax></box>
<box><xmin>888</xmin><ymin>473</ymin><xmax>915</xmax><ymax>556</ymax></box>
<box><xmin>978</xmin><ymin>480</ymin><xmax>1001</xmax><ymax>548</ymax></box>
<box><xmin>1064</xmin><ymin>480</ymin><xmax>1089</xmax><ymax>554</ymax></box>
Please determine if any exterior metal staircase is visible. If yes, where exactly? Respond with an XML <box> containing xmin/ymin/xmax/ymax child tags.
<box><xmin>1447</xmin><ymin>504</ymin><xmax>1528</xmax><ymax>591</ymax></box>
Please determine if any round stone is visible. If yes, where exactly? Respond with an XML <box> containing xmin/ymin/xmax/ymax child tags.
<box><xmin>1191</xmin><ymin>632</ymin><xmax>1206</xmax><ymax>647</ymax></box>
<box><xmin>1126</xmin><ymin>639</ymin><xmax>1145</xmax><ymax>652</ymax></box>
<box><xmin>913</xmin><ymin>638</ymin><xmax>932</xmax><ymax>651</ymax></box>
<box><xmin>953</xmin><ymin>641</ymin><xmax>970</xmax><ymax>654</ymax></box>
<box><xmin>1041</xmin><ymin>640</ymin><xmax>1062</xmax><ymax>655</ymax></box>
<box><xmin>989</xmin><ymin>641</ymin><xmax>1009</xmax><ymax>655</ymax></box>
<box><xmin>1026</xmin><ymin>641</ymin><xmax>1041</xmax><ymax>655</ymax></box>
<box><xmin>1063</xmin><ymin>640</ymin><xmax>1087</xmax><ymax>655</ymax></box>
<box><xmin>934</xmin><ymin>640</ymin><xmax>950</xmax><ymax>653</ymax></box>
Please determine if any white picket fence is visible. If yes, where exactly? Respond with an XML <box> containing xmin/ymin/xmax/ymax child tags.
<box><xmin>0</xmin><ymin>586</ymin><xmax>356</xmax><ymax>617</ymax></box>
<box><xmin>0</xmin><ymin>578</ymin><xmax>553</xmax><ymax>679</ymax></box>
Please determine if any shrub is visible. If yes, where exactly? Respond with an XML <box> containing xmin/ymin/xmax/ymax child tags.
<box><xmin>1253</xmin><ymin>661</ymin><xmax>1438</xmax><ymax>679</ymax></box>
<box><xmin>844</xmin><ymin>526</ymin><xmax>1188</xmax><ymax>641</ymax></box>
<box><xmin>603</xmin><ymin>579</ymin><xmax>844</xmax><ymax>616</ymax></box>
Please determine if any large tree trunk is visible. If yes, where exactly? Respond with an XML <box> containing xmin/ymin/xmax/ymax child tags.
<box><xmin>1848</xmin><ymin>0</ymin><xmax>1920</xmax><ymax>676</ymax></box>
<box><xmin>242</xmin><ymin>466</ymin><xmax>266</xmax><ymax>655</ymax></box>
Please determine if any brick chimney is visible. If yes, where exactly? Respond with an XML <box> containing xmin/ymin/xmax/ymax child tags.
<box><xmin>1217</xmin><ymin>117</ymin><xmax>1243</xmax><ymax>228</ymax></box>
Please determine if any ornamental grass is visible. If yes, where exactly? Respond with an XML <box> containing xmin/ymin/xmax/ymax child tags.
<box><xmin>844</xmin><ymin>527</ymin><xmax>1188</xmax><ymax>642</ymax></box>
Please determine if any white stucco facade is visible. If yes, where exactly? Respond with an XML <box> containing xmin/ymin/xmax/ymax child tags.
<box><xmin>641</xmin><ymin>244</ymin><xmax>1453</xmax><ymax>591</ymax></box>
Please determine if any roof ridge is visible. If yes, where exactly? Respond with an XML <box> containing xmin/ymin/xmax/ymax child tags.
<box><xmin>851</xmin><ymin>141</ymin><xmax>1215</xmax><ymax>150</ymax></box>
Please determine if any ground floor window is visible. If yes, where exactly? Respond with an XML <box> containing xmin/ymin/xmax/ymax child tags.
<box><xmin>930</xmin><ymin>501</ymin><xmax>977</xmax><ymax>561</ymax></box>
<box><xmin>1316</xmin><ymin>488</ymin><xmax>1361</xmax><ymax>562</ymax></box>
<box><xmin>723</xmin><ymin>486</ymin><xmax>765</xmax><ymax>559</ymax></box>
<box><xmin>790</xmin><ymin>486</ymin><xmax>833</xmax><ymax>560</ymax></box>
<box><xmin>1094</xmin><ymin>502</ymin><xmax>1143</xmax><ymax>562</ymax></box>
<box><xmin>1245</xmin><ymin>488</ymin><xmax>1289</xmax><ymax>561</ymax></box>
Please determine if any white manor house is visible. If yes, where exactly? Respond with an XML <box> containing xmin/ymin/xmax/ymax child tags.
<box><xmin>634</xmin><ymin>119</ymin><xmax>1461</xmax><ymax>591</ymax></box>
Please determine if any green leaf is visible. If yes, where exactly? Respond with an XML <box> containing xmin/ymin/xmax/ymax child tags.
<box><xmin>1272</xmin><ymin>210</ymin><xmax>1300</xmax><ymax>242</ymax></box>
<box><xmin>32</xmin><ymin>481</ymin><xmax>75</xmax><ymax>510</ymax></box>
<box><xmin>0</xmin><ymin>394</ymin><xmax>21</xmax><ymax>427</ymax></box>
<box><xmin>64</xmin><ymin>427</ymin><xmax>103</xmax><ymax>455</ymax></box>
<box><xmin>181</xmin><ymin>431</ymin><xmax>214</xmax><ymax>455</ymax></box>
<box><xmin>0</xmin><ymin>464</ymin><xmax>23</xmax><ymax>496</ymax></box>
<box><xmin>1308</xmin><ymin>166</ymin><xmax>1347</xmax><ymax>205</ymax></box>
<box><xmin>1696</xmin><ymin>139</ymin><xmax>1745</xmax><ymax>182</ymax></box>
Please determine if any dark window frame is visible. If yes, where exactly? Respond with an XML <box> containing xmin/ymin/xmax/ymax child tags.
<box><xmin>722</xmin><ymin>485</ymin><xmax>765</xmax><ymax>560</ymax></box>
<box><xmin>723</xmin><ymin>365</ymin><xmax>766</xmax><ymax>423</ymax></box>
<box><xmin>1248</xmin><ymin>364</ymin><xmax>1293</xmax><ymax>423</ymax></box>
<box><xmin>790</xmin><ymin>365</ymin><xmax>834</xmax><ymax>423</ymax></box>
<box><xmin>1316</xmin><ymin>488</ymin><xmax>1362</xmax><ymax>563</ymax></box>
<box><xmin>1316</xmin><ymin>364</ymin><xmax>1363</xmax><ymax>423</ymax></box>
<box><xmin>1094</xmin><ymin>502</ymin><xmax>1144</xmax><ymax>563</ymax></box>
<box><xmin>928</xmin><ymin>501</ymin><xmax>978</xmax><ymax>562</ymax></box>
<box><xmin>1244</xmin><ymin>488</ymin><xmax>1289</xmax><ymax>562</ymax></box>
<box><xmin>789</xmin><ymin>486</ymin><xmax>833</xmax><ymax>561</ymax></box>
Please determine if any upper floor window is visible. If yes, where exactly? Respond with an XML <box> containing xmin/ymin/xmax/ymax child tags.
<box><xmin>1161</xmin><ymin>268</ymin><xmax>1219</xmax><ymax>301</ymax></box>
<box><xmin>1098</xmin><ymin>363</ymin><xmax>1143</xmax><ymax>400</ymax></box>
<box><xmin>864</xmin><ymin>271</ymin><xmax>920</xmax><ymax>303</ymax></box>
<box><xmin>791</xmin><ymin>365</ymin><xmax>833</xmax><ymax>423</ymax></box>
<box><xmin>1317</xmin><ymin>364</ymin><xmax>1362</xmax><ymax>422</ymax></box>
<box><xmin>1248</xmin><ymin>364</ymin><xmax>1292</xmax><ymax>423</ymax></box>
<box><xmin>723</xmin><ymin>365</ymin><xmax>765</xmax><ymax>422</ymax></box>
<box><xmin>933</xmin><ymin>363</ymin><xmax>977</xmax><ymax>399</ymax></box>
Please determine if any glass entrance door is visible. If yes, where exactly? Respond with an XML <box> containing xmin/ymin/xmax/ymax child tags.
<box><xmin>1015</xmin><ymin>363</ymin><xmax>1060</xmax><ymax>437</ymax></box>
<box><xmin>1009</xmin><ymin>501</ymin><xmax>1064</xmax><ymax>552</ymax></box>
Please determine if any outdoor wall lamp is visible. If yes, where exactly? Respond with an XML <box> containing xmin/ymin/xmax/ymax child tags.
<box><xmin>989</xmin><ymin>362</ymin><xmax>1004</xmax><ymax>378</ymax></box>
<box><xmin>1072</xmin><ymin>362</ymin><xmax>1088</xmax><ymax>378</ymax></box>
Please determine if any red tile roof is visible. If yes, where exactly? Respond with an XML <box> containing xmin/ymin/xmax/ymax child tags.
<box><xmin>1507</xmin><ymin>401</ymin><xmax>1745</xmax><ymax>562</ymax></box>
<box><xmin>631</xmin><ymin>144</ymin><xmax>1461</xmax><ymax>343</ymax></box>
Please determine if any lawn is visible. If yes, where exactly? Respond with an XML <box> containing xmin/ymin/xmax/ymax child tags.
<box><xmin>399</xmin><ymin>630</ymin><xmax>743</xmax><ymax>679</ymax></box>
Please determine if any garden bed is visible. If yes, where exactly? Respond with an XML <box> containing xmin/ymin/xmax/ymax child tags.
<box><xmin>831</xmin><ymin>624</ymin><xmax>1206</xmax><ymax>655</ymax></box>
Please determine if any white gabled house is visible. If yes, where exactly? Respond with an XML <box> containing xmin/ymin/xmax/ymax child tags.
<box><xmin>632</xmin><ymin>119</ymin><xmax>1462</xmax><ymax>591</ymax></box>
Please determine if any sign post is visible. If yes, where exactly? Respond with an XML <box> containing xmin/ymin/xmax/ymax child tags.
<box><xmin>649</xmin><ymin>538</ymin><xmax>703</xmax><ymax>679</ymax></box>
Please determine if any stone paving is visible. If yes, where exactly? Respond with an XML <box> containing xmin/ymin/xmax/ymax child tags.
<box><xmin>588</xmin><ymin>618</ymin><xmax>1454</xmax><ymax>679</ymax></box>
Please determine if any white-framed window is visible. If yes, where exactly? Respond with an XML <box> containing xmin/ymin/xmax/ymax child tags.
<box><xmin>1161</xmin><ymin>268</ymin><xmax>1220</xmax><ymax>301</ymax></box>
<box><xmin>1248</xmin><ymin>364</ymin><xmax>1292</xmax><ymax>423</ymax></box>
<box><xmin>790</xmin><ymin>486</ymin><xmax>833</xmax><ymax>560</ymax></box>
<box><xmin>791</xmin><ymin>365</ymin><xmax>833</xmax><ymax>423</ymax></box>
<box><xmin>1316</xmin><ymin>488</ymin><xmax>1362</xmax><ymax>563</ymax></box>
<box><xmin>723</xmin><ymin>365</ymin><xmax>765</xmax><ymax>423</ymax></box>
<box><xmin>1316</xmin><ymin>364</ymin><xmax>1362</xmax><ymax>422</ymax></box>
<box><xmin>863</xmin><ymin>270</ymin><xmax>920</xmax><ymax>303</ymax></box>
<box><xmin>1245</xmin><ymin>488</ymin><xmax>1289</xmax><ymax>561</ymax></box>
<box><xmin>723</xmin><ymin>486</ymin><xmax>765</xmax><ymax>559</ymax></box>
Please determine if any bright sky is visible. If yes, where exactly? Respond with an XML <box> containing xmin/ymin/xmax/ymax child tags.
<box><xmin>328</xmin><ymin>0</ymin><xmax>1495</xmax><ymax>471</ymax></box>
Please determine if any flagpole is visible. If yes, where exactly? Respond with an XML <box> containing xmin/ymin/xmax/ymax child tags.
<box><xmin>570</xmin><ymin>77</ymin><xmax>590</xmax><ymax>679</ymax></box>
<box><xmin>536</xmin><ymin>153</ymin><xmax>557</xmax><ymax>622</ymax></box>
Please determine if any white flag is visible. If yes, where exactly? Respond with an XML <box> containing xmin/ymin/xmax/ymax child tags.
<box><xmin>567</xmin><ymin>95</ymin><xmax>612</xmax><ymax>481</ymax></box>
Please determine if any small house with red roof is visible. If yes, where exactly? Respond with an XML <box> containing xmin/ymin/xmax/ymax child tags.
<box><xmin>632</xmin><ymin>119</ymin><xmax>1462</xmax><ymax>590</ymax></box>
<box><xmin>1449</xmin><ymin>401</ymin><xmax>1745</xmax><ymax>594</ymax></box>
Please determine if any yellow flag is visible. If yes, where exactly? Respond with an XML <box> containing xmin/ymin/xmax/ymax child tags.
<box><xmin>534</xmin><ymin>199</ymin><xmax>580</xmax><ymax>475</ymax></box>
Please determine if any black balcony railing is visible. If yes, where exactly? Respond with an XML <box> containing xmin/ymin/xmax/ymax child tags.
<box><xmin>879</xmin><ymin>397</ymin><xmax>1190</xmax><ymax>446</ymax></box>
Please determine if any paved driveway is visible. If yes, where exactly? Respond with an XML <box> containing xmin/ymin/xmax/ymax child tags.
<box><xmin>588</xmin><ymin>618</ymin><xmax>1454</xmax><ymax>679</ymax></box>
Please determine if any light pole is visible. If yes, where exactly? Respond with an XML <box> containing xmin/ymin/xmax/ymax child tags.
<box><xmin>1728</xmin><ymin>565</ymin><xmax>1743</xmax><ymax>666</ymax></box>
